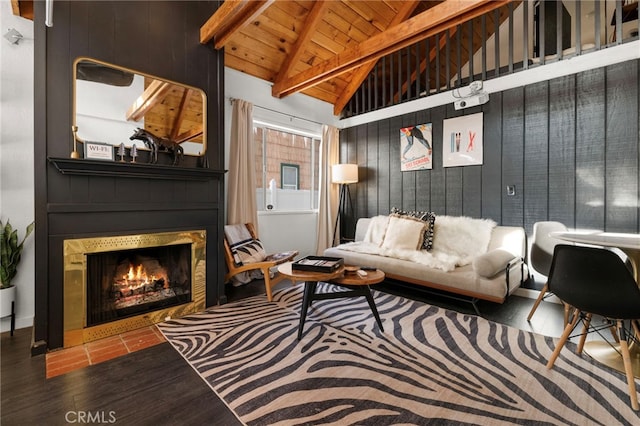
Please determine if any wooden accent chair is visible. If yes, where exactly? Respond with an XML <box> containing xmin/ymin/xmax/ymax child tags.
<box><xmin>223</xmin><ymin>223</ymin><xmax>298</xmax><ymax>301</ymax></box>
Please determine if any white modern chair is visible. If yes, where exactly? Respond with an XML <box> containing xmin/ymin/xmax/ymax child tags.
<box><xmin>526</xmin><ymin>221</ymin><xmax>569</xmax><ymax>322</ymax></box>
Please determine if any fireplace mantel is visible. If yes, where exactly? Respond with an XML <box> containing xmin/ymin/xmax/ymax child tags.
<box><xmin>48</xmin><ymin>157</ymin><xmax>226</xmax><ymax>181</ymax></box>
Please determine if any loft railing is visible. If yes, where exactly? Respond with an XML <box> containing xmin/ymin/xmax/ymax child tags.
<box><xmin>342</xmin><ymin>0</ymin><xmax>640</xmax><ymax>119</ymax></box>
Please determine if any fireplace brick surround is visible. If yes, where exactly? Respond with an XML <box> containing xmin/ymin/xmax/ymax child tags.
<box><xmin>33</xmin><ymin>1</ymin><xmax>225</xmax><ymax>354</ymax></box>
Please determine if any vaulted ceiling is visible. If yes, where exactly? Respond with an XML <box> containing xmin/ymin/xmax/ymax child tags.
<box><xmin>11</xmin><ymin>0</ymin><xmax>513</xmax><ymax>119</ymax></box>
<box><xmin>201</xmin><ymin>0</ymin><xmax>512</xmax><ymax>115</ymax></box>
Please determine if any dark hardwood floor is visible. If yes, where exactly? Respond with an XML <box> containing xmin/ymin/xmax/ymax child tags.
<box><xmin>2</xmin><ymin>279</ymin><xmax>565</xmax><ymax>425</ymax></box>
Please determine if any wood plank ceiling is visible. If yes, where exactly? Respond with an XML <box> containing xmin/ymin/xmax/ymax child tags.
<box><xmin>10</xmin><ymin>0</ymin><xmax>513</xmax><ymax>122</ymax></box>
<box><xmin>202</xmin><ymin>0</ymin><xmax>512</xmax><ymax>116</ymax></box>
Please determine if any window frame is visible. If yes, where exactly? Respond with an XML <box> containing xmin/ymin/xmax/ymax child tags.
<box><xmin>253</xmin><ymin>119</ymin><xmax>321</xmax><ymax>212</ymax></box>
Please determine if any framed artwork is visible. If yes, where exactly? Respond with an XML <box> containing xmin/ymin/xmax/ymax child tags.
<box><xmin>442</xmin><ymin>112</ymin><xmax>483</xmax><ymax>167</ymax></box>
<box><xmin>400</xmin><ymin>123</ymin><xmax>432</xmax><ymax>171</ymax></box>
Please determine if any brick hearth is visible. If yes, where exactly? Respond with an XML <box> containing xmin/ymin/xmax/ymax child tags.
<box><xmin>45</xmin><ymin>326</ymin><xmax>165</xmax><ymax>378</ymax></box>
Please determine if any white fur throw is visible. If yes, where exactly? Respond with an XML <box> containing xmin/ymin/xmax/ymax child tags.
<box><xmin>337</xmin><ymin>215</ymin><xmax>497</xmax><ymax>272</ymax></box>
<box><xmin>363</xmin><ymin>215</ymin><xmax>390</xmax><ymax>246</ymax></box>
<box><xmin>431</xmin><ymin>215</ymin><xmax>497</xmax><ymax>262</ymax></box>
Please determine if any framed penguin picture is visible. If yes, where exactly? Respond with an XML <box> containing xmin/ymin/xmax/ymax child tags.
<box><xmin>442</xmin><ymin>112</ymin><xmax>483</xmax><ymax>167</ymax></box>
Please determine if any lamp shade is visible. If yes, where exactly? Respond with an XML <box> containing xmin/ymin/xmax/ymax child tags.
<box><xmin>332</xmin><ymin>163</ymin><xmax>358</xmax><ymax>184</ymax></box>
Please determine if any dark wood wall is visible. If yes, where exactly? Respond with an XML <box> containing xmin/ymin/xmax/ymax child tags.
<box><xmin>339</xmin><ymin>59</ymin><xmax>639</xmax><ymax>239</ymax></box>
<box><xmin>33</xmin><ymin>1</ymin><xmax>225</xmax><ymax>351</ymax></box>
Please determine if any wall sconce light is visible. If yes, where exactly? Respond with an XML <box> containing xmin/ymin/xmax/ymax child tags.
<box><xmin>331</xmin><ymin>164</ymin><xmax>359</xmax><ymax>245</ymax></box>
<box><xmin>3</xmin><ymin>28</ymin><xmax>23</xmax><ymax>45</ymax></box>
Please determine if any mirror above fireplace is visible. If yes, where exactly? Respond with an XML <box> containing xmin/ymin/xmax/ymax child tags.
<box><xmin>73</xmin><ymin>57</ymin><xmax>207</xmax><ymax>157</ymax></box>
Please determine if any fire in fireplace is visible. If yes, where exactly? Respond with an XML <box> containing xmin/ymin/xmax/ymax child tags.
<box><xmin>63</xmin><ymin>230</ymin><xmax>205</xmax><ymax>347</ymax></box>
<box><xmin>86</xmin><ymin>244</ymin><xmax>192</xmax><ymax>327</ymax></box>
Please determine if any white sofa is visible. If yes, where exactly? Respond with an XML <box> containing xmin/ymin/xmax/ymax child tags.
<box><xmin>324</xmin><ymin>216</ymin><xmax>529</xmax><ymax>312</ymax></box>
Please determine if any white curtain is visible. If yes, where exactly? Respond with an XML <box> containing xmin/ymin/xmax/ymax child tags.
<box><xmin>227</xmin><ymin>99</ymin><xmax>259</xmax><ymax>230</ymax></box>
<box><xmin>315</xmin><ymin>124</ymin><xmax>340</xmax><ymax>254</ymax></box>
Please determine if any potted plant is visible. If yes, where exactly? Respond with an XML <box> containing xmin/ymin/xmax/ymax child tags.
<box><xmin>1</xmin><ymin>219</ymin><xmax>35</xmax><ymax>325</ymax></box>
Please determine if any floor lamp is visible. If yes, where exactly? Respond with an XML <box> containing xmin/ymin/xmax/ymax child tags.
<box><xmin>331</xmin><ymin>164</ymin><xmax>358</xmax><ymax>246</ymax></box>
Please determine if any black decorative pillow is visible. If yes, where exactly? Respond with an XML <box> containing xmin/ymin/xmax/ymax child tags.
<box><xmin>390</xmin><ymin>207</ymin><xmax>436</xmax><ymax>250</ymax></box>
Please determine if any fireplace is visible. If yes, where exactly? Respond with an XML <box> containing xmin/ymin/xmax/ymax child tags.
<box><xmin>63</xmin><ymin>230</ymin><xmax>205</xmax><ymax>347</ymax></box>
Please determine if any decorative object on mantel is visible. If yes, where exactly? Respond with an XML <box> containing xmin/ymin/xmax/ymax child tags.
<box><xmin>117</xmin><ymin>143</ymin><xmax>126</xmax><ymax>162</ymax></box>
<box><xmin>198</xmin><ymin>153</ymin><xmax>209</xmax><ymax>169</ymax></box>
<box><xmin>130</xmin><ymin>128</ymin><xmax>184</xmax><ymax>166</ymax></box>
<box><xmin>70</xmin><ymin>125</ymin><xmax>83</xmax><ymax>159</ymax></box>
<box><xmin>1</xmin><ymin>219</ymin><xmax>35</xmax><ymax>336</ymax></box>
<box><xmin>130</xmin><ymin>144</ymin><xmax>138</xmax><ymax>163</ymax></box>
<box><xmin>84</xmin><ymin>141</ymin><xmax>115</xmax><ymax>162</ymax></box>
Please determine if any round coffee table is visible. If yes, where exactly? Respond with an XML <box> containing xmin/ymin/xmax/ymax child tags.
<box><xmin>277</xmin><ymin>262</ymin><xmax>385</xmax><ymax>340</ymax></box>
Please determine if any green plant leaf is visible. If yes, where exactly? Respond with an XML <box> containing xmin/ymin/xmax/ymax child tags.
<box><xmin>0</xmin><ymin>219</ymin><xmax>34</xmax><ymax>288</ymax></box>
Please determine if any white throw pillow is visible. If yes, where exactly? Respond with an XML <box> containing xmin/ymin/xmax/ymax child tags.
<box><xmin>390</xmin><ymin>207</ymin><xmax>436</xmax><ymax>250</ymax></box>
<box><xmin>364</xmin><ymin>215</ymin><xmax>390</xmax><ymax>246</ymax></box>
<box><xmin>473</xmin><ymin>248</ymin><xmax>516</xmax><ymax>278</ymax></box>
<box><xmin>381</xmin><ymin>216</ymin><xmax>426</xmax><ymax>251</ymax></box>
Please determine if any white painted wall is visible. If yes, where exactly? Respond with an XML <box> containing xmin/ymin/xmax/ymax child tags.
<box><xmin>0</xmin><ymin>2</ymin><xmax>35</xmax><ymax>332</ymax></box>
<box><xmin>257</xmin><ymin>210</ymin><xmax>317</xmax><ymax>258</ymax></box>
<box><xmin>76</xmin><ymin>74</ymin><xmax>147</xmax><ymax>147</ymax></box>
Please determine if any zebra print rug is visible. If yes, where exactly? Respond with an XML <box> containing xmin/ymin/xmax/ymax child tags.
<box><xmin>158</xmin><ymin>283</ymin><xmax>640</xmax><ymax>425</ymax></box>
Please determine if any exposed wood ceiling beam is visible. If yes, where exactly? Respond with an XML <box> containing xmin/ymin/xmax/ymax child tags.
<box><xmin>175</xmin><ymin>126</ymin><xmax>203</xmax><ymax>145</ymax></box>
<box><xmin>200</xmin><ymin>0</ymin><xmax>274</xmax><ymax>49</ymax></box>
<box><xmin>200</xmin><ymin>1</ymin><xmax>249</xmax><ymax>44</ymax></box>
<box><xmin>11</xmin><ymin>0</ymin><xmax>33</xmax><ymax>20</ymax></box>
<box><xmin>274</xmin><ymin>0</ymin><xmax>331</xmax><ymax>83</ymax></box>
<box><xmin>332</xmin><ymin>0</ymin><xmax>421</xmax><ymax>115</ymax></box>
<box><xmin>170</xmin><ymin>89</ymin><xmax>194</xmax><ymax>141</ymax></box>
<box><xmin>126</xmin><ymin>80</ymin><xmax>172</xmax><ymax>122</ymax></box>
<box><xmin>10</xmin><ymin>0</ymin><xmax>20</xmax><ymax>15</ymax></box>
<box><xmin>272</xmin><ymin>0</ymin><xmax>510</xmax><ymax>99</ymax></box>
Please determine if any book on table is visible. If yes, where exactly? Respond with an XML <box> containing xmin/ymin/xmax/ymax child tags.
<box><xmin>292</xmin><ymin>256</ymin><xmax>344</xmax><ymax>273</ymax></box>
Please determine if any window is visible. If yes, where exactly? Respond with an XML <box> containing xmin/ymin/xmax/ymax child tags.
<box><xmin>280</xmin><ymin>163</ymin><xmax>299</xmax><ymax>190</ymax></box>
<box><xmin>254</xmin><ymin>123</ymin><xmax>320</xmax><ymax>211</ymax></box>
